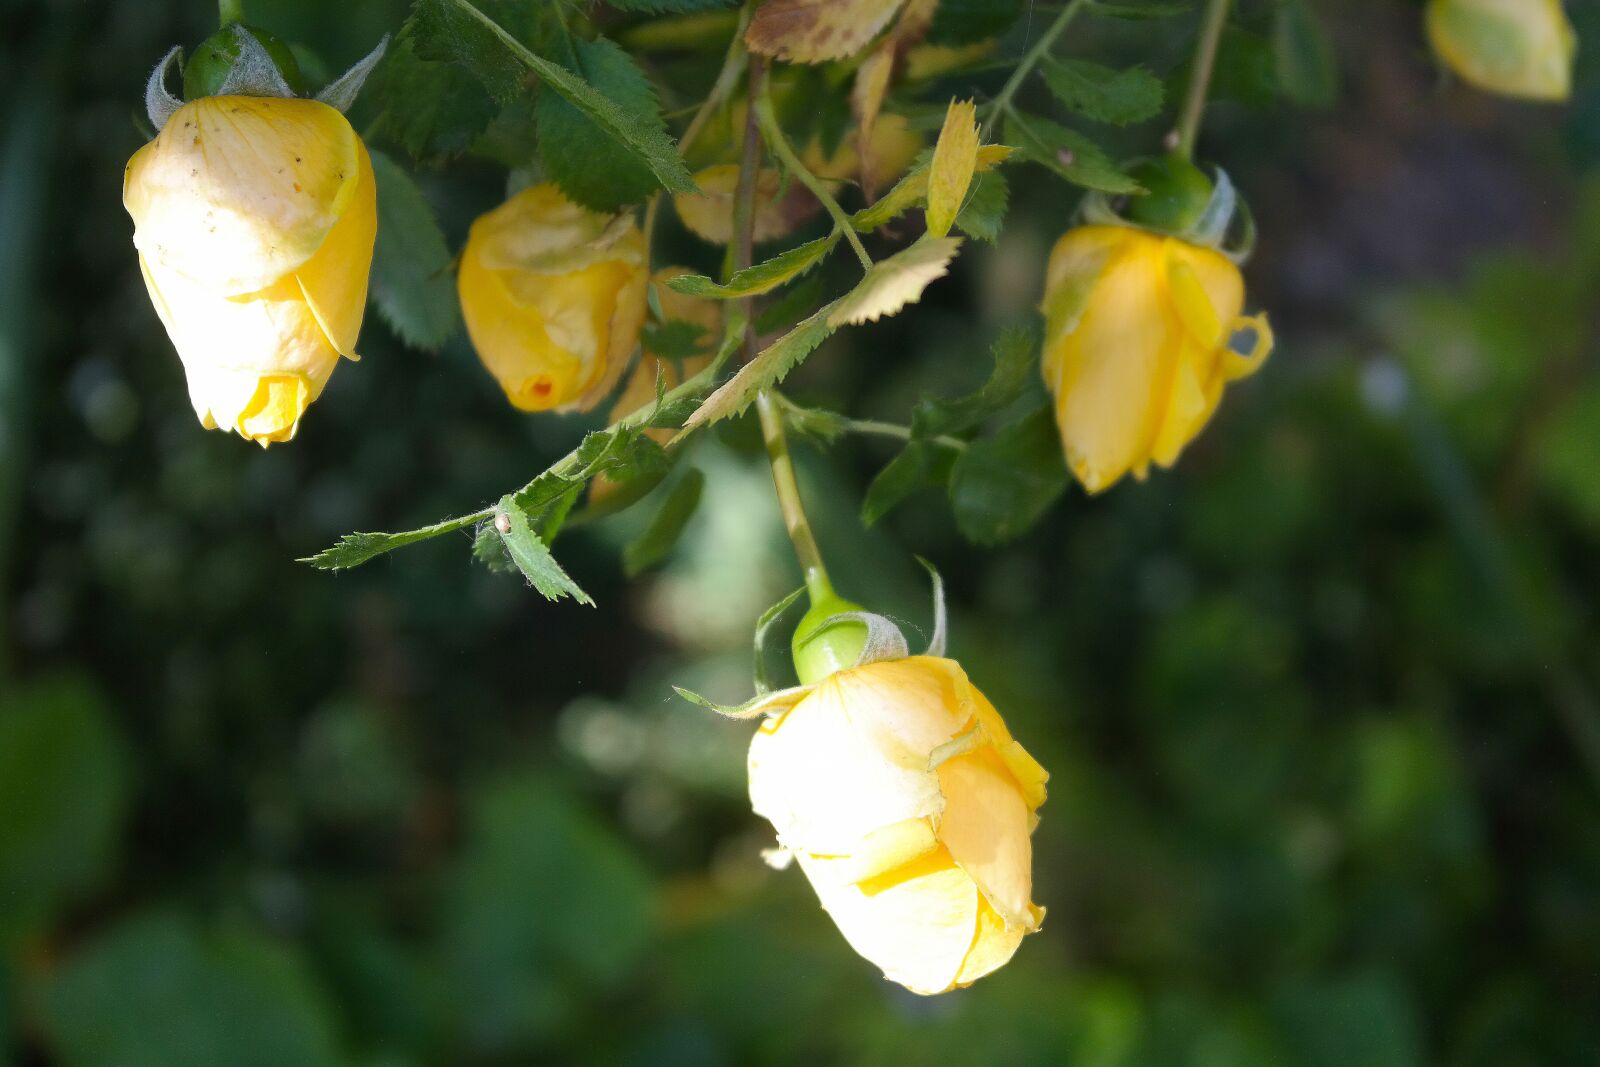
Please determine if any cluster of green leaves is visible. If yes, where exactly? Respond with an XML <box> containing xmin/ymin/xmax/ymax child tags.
<box><xmin>836</xmin><ymin>328</ymin><xmax>1069</xmax><ymax>544</ymax></box>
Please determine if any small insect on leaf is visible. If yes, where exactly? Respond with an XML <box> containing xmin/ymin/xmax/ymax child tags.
<box><xmin>746</xmin><ymin>0</ymin><xmax>911</xmax><ymax>64</ymax></box>
<box><xmin>829</xmin><ymin>236</ymin><xmax>962</xmax><ymax>327</ymax></box>
<box><xmin>925</xmin><ymin>99</ymin><xmax>980</xmax><ymax>238</ymax></box>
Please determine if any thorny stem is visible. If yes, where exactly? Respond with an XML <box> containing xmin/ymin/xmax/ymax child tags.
<box><xmin>751</xmin><ymin>91</ymin><xmax>874</xmax><ymax>272</ymax></box>
<box><xmin>1174</xmin><ymin>0</ymin><xmax>1230</xmax><ymax>159</ymax></box>
<box><xmin>736</xmin><ymin>59</ymin><xmax>835</xmax><ymax>603</ymax></box>
<box><xmin>981</xmin><ymin>0</ymin><xmax>1090</xmax><ymax>138</ymax></box>
<box><xmin>219</xmin><ymin>0</ymin><xmax>244</xmax><ymax>24</ymax></box>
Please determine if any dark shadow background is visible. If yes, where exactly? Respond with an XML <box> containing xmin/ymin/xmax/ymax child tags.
<box><xmin>3</xmin><ymin>0</ymin><xmax>1600</xmax><ymax>1063</ymax></box>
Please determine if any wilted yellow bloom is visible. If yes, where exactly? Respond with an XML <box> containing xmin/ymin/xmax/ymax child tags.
<box><xmin>1426</xmin><ymin>0</ymin><xmax>1576</xmax><ymax>101</ymax></box>
<box><xmin>1040</xmin><ymin>225</ymin><xmax>1272</xmax><ymax>493</ymax></box>
<box><xmin>748</xmin><ymin>656</ymin><xmax>1047</xmax><ymax>995</ymax></box>
<box><xmin>803</xmin><ymin>113</ymin><xmax>923</xmax><ymax>188</ymax></box>
<box><xmin>458</xmin><ymin>184</ymin><xmax>648</xmax><ymax>412</ymax></box>
<box><xmin>123</xmin><ymin>96</ymin><xmax>376</xmax><ymax>446</ymax></box>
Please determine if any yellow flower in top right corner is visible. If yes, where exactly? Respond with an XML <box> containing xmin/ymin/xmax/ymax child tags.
<box><xmin>1426</xmin><ymin>0</ymin><xmax>1576</xmax><ymax>101</ymax></box>
<box><xmin>1039</xmin><ymin>225</ymin><xmax>1272</xmax><ymax>494</ymax></box>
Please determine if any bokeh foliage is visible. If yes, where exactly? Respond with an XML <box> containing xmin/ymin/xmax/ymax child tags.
<box><xmin>4</xmin><ymin>0</ymin><xmax>1600</xmax><ymax>1063</ymax></box>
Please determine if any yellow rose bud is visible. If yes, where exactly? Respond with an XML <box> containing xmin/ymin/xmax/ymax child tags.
<box><xmin>1039</xmin><ymin>225</ymin><xmax>1272</xmax><ymax>494</ymax></box>
<box><xmin>748</xmin><ymin>656</ymin><xmax>1048</xmax><ymax>994</ymax></box>
<box><xmin>123</xmin><ymin>96</ymin><xmax>377</xmax><ymax>446</ymax></box>
<box><xmin>458</xmin><ymin>184</ymin><xmax>649</xmax><ymax>412</ymax></box>
<box><xmin>1426</xmin><ymin>0</ymin><xmax>1576</xmax><ymax>101</ymax></box>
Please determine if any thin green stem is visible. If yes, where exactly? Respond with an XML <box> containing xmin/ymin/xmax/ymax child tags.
<box><xmin>678</xmin><ymin>9</ymin><xmax>750</xmax><ymax>158</ymax></box>
<box><xmin>1174</xmin><ymin>0</ymin><xmax>1230</xmax><ymax>159</ymax></box>
<box><xmin>752</xmin><ymin>92</ymin><xmax>874</xmax><ymax>272</ymax></box>
<box><xmin>773</xmin><ymin>394</ymin><xmax>968</xmax><ymax>452</ymax></box>
<box><xmin>218</xmin><ymin>0</ymin><xmax>244</xmax><ymax>25</ymax></box>
<box><xmin>733</xmin><ymin>61</ymin><xmax>835</xmax><ymax>601</ymax></box>
<box><xmin>839</xmin><ymin>417</ymin><xmax>968</xmax><ymax>452</ymax></box>
<box><xmin>982</xmin><ymin>0</ymin><xmax>1089</xmax><ymax>138</ymax></box>
<box><xmin>757</xmin><ymin>393</ymin><xmax>833</xmax><ymax>602</ymax></box>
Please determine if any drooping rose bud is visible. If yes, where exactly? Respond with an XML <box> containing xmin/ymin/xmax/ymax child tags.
<box><xmin>123</xmin><ymin>96</ymin><xmax>377</xmax><ymax>446</ymax></box>
<box><xmin>747</xmin><ymin>655</ymin><xmax>1047</xmax><ymax>994</ymax></box>
<box><xmin>1426</xmin><ymin>0</ymin><xmax>1576</xmax><ymax>102</ymax></box>
<box><xmin>458</xmin><ymin>184</ymin><xmax>649</xmax><ymax>412</ymax></box>
<box><xmin>1039</xmin><ymin>224</ymin><xmax>1272</xmax><ymax>493</ymax></box>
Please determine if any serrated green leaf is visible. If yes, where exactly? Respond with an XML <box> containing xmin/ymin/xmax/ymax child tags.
<box><xmin>369</xmin><ymin>151</ymin><xmax>459</xmax><ymax>351</ymax></box>
<box><xmin>862</xmin><ymin>441</ymin><xmax>953</xmax><ymax>526</ymax></box>
<box><xmin>539</xmin><ymin>37</ymin><xmax>666</xmax><ymax>211</ymax></box>
<box><xmin>623</xmin><ymin>469</ymin><xmax>705</xmax><ymax>576</ymax></box>
<box><xmin>416</xmin><ymin>0</ymin><xmax>695</xmax><ymax>194</ymax></box>
<box><xmin>300</xmin><ymin>515</ymin><xmax>483</xmax><ymax>570</ymax></box>
<box><xmin>953</xmin><ymin>168</ymin><xmax>1009</xmax><ymax>243</ymax></box>
<box><xmin>411</xmin><ymin>0</ymin><xmax>536</xmax><ymax>103</ymax></box>
<box><xmin>1041</xmin><ymin>58</ymin><xmax>1164</xmax><ymax>126</ymax></box>
<box><xmin>681</xmin><ymin>300</ymin><xmax>842</xmax><ymax>430</ymax></box>
<box><xmin>828</xmin><ymin>236</ymin><xmax>962</xmax><ymax>327</ymax></box>
<box><xmin>949</xmin><ymin>406</ymin><xmax>1068</xmax><ymax>544</ymax></box>
<box><xmin>495</xmin><ymin>495</ymin><xmax>593</xmax><ymax>603</ymax></box>
<box><xmin>1005</xmin><ymin>112</ymin><xmax>1142</xmax><ymax>194</ymax></box>
<box><xmin>1274</xmin><ymin>0</ymin><xmax>1339</xmax><ymax>108</ymax></box>
<box><xmin>667</xmin><ymin>234</ymin><xmax>838</xmax><ymax>299</ymax></box>
<box><xmin>471</xmin><ymin>522</ymin><xmax>515</xmax><ymax>573</ymax></box>
<box><xmin>914</xmin><ymin>325</ymin><xmax>1036</xmax><ymax>437</ymax></box>
<box><xmin>367</xmin><ymin>33</ymin><xmax>498</xmax><ymax>160</ymax></box>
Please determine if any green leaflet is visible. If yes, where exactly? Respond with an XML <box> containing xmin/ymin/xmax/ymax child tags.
<box><xmin>1041</xmin><ymin>58</ymin><xmax>1164</xmax><ymax>126</ymax></box>
<box><xmin>679</xmin><ymin>300</ymin><xmax>842</xmax><ymax>430</ymax></box>
<box><xmin>495</xmin><ymin>495</ymin><xmax>593</xmax><ymax>604</ymax></box>
<box><xmin>623</xmin><ymin>469</ymin><xmax>705</xmax><ymax>576</ymax></box>
<box><xmin>827</xmin><ymin>237</ymin><xmax>962</xmax><ymax>327</ymax></box>
<box><xmin>300</xmin><ymin>516</ymin><xmax>484</xmax><ymax>570</ymax></box>
<box><xmin>861</xmin><ymin>327</ymin><xmax>1037</xmax><ymax>527</ymax></box>
<box><xmin>366</xmin><ymin>33</ymin><xmax>498</xmax><ymax>160</ymax></box>
<box><xmin>538</xmin><ymin>37</ymin><xmax>668</xmax><ymax>211</ymax></box>
<box><xmin>914</xmin><ymin>325</ymin><xmax>1037</xmax><ymax>437</ymax></box>
<box><xmin>369</xmin><ymin>151</ymin><xmax>459</xmax><ymax>350</ymax></box>
<box><xmin>949</xmin><ymin>406</ymin><xmax>1068</xmax><ymax>545</ymax></box>
<box><xmin>667</xmin><ymin>234</ymin><xmax>838</xmax><ymax>299</ymax></box>
<box><xmin>953</xmin><ymin>169</ymin><xmax>1009</xmax><ymax>243</ymax></box>
<box><xmin>1005</xmin><ymin>112</ymin><xmax>1143</xmax><ymax>194</ymax></box>
<box><xmin>414</xmin><ymin>0</ymin><xmax>695</xmax><ymax>195</ymax></box>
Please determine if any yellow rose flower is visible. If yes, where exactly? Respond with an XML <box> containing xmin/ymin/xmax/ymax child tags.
<box><xmin>458</xmin><ymin>184</ymin><xmax>648</xmax><ymax>413</ymax></box>
<box><xmin>1039</xmin><ymin>224</ymin><xmax>1272</xmax><ymax>494</ymax></box>
<box><xmin>748</xmin><ymin>655</ymin><xmax>1047</xmax><ymax>995</ymax></box>
<box><xmin>123</xmin><ymin>96</ymin><xmax>377</xmax><ymax>446</ymax></box>
<box><xmin>1426</xmin><ymin>0</ymin><xmax>1576</xmax><ymax>101</ymax></box>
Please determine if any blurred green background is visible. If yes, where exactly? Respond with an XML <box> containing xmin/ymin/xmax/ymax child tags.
<box><xmin>5</xmin><ymin>0</ymin><xmax>1600</xmax><ymax>1063</ymax></box>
